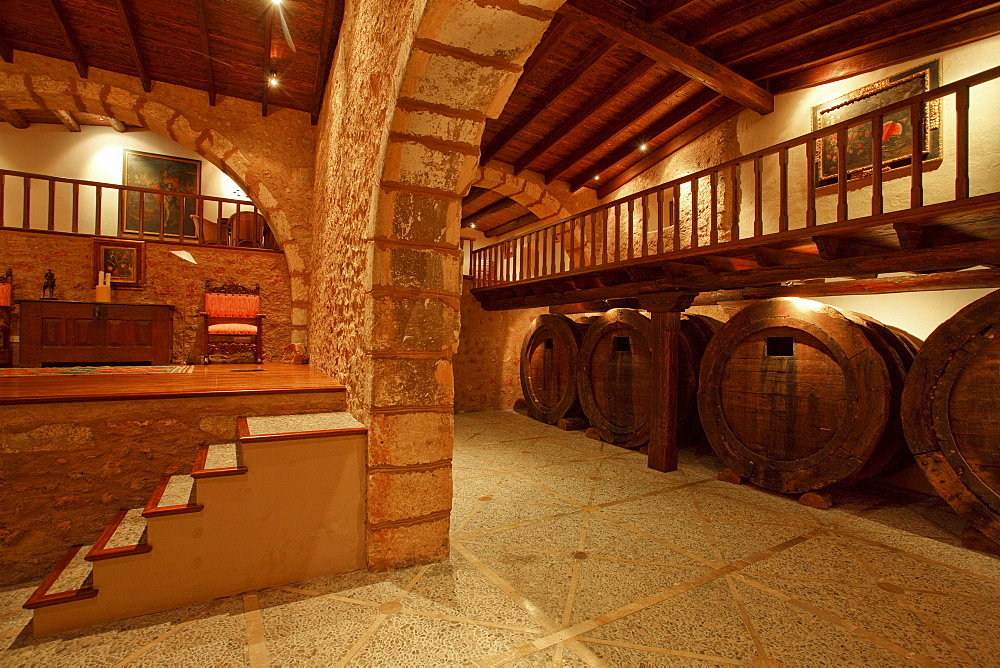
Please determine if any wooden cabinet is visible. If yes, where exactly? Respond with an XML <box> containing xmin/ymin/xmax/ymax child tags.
<box><xmin>18</xmin><ymin>300</ymin><xmax>174</xmax><ymax>367</ymax></box>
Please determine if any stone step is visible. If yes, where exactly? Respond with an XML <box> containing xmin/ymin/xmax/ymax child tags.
<box><xmin>23</xmin><ymin>545</ymin><xmax>98</xmax><ymax>609</ymax></box>
<box><xmin>238</xmin><ymin>411</ymin><xmax>366</xmax><ymax>442</ymax></box>
<box><xmin>142</xmin><ymin>474</ymin><xmax>203</xmax><ymax>518</ymax></box>
<box><xmin>85</xmin><ymin>508</ymin><xmax>151</xmax><ymax>561</ymax></box>
<box><xmin>191</xmin><ymin>442</ymin><xmax>246</xmax><ymax>478</ymax></box>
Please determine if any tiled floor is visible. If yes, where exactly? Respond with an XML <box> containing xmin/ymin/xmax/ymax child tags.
<box><xmin>3</xmin><ymin>410</ymin><xmax>1000</xmax><ymax>666</ymax></box>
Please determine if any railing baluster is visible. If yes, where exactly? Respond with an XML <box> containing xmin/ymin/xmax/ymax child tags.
<box><xmin>641</xmin><ymin>194</ymin><xmax>649</xmax><ymax>257</ymax></box>
<box><xmin>71</xmin><ymin>183</ymin><xmax>80</xmax><ymax>233</ymax></box>
<box><xmin>729</xmin><ymin>163</ymin><xmax>740</xmax><ymax>240</ymax></box>
<box><xmin>95</xmin><ymin>185</ymin><xmax>103</xmax><ymax>236</ymax></box>
<box><xmin>656</xmin><ymin>188</ymin><xmax>664</xmax><ymax>254</ymax></box>
<box><xmin>22</xmin><ymin>177</ymin><xmax>30</xmax><ymax>229</ymax></box>
<box><xmin>568</xmin><ymin>219</ymin><xmax>575</xmax><ymax>271</ymax></box>
<box><xmin>589</xmin><ymin>212</ymin><xmax>596</xmax><ymax>267</ymax></box>
<box><xmin>806</xmin><ymin>138</ymin><xmax>817</xmax><ymax>228</ymax></box>
<box><xmin>0</xmin><ymin>173</ymin><xmax>5</xmax><ymax>227</ymax></box>
<box><xmin>158</xmin><ymin>189</ymin><xmax>166</xmax><ymax>240</ymax></box>
<box><xmin>47</xmin><ymin>180</ymin><xmax>56</xmax><ymax>231</ymax></box>
<box><xmin>955</xmin><ymin>86</ymin><xmax>970</xmax><ymax>200</ymax></box>
<box><xmin>778</xmin><ymin>148</ymin><xmax>788</xmax><ymax>233</ymax></box>
<box><xmin>671</xmin><ymin>184</ymin><xmax>680</xmax><ymax>251</ymax></box>
<box><xmin>627</xmin><ymin>198</ymin><xmax>634</xmax><ymax>260</ymax></box>
<box><xmin>551</xmin><ymin>225</ymin><xmax>557</xmax><ymax>274</ymax></box>
<box><xmin>910</xmin><ymin>101</ymin><xmax>924</xmax><ymax>208</ymax></box>
<box><xmin>710</xmin><ymin>171</ymin><xmax>719</xmax><ymax>245</ymax></box>
<box><xmin>872</xmin><ymin>115</ymin><xmax>883</xmax><ymax>216</ymax></box>
<box><xmin>754</xmin><ymin>156</ymin><xmax>763</xmax><ymax>237</ymax></box>
<box><xmin>690</xmin><ymin>178</ymin><xmax>699</xmax><ymax>249</ymax></box>
<box><xmin>614</xmin><ymin>203</ymin><xmax>621</xmax><ymax>262</ymax></box>
<box><xmin>560</xmin><ymin>223</ymin><xmax>566</xmax><ymax>273</ymax></box>
<box><xmin>836</xmin><ymin>127</ymin><xmax>848</xmax><ymax>221</ymax></box>
<box><xmin>601</xmin><ymin>208</ymin><xmax>608</xmax><ymax>265</ymax></box>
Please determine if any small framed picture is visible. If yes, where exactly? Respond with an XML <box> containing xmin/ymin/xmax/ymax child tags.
<box><xmin>93</xmin><ymin>238</ymin><xmax>146</xmax><ymax>289</ymax></box>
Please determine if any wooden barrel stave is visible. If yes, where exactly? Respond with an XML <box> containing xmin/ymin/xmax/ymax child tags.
<box><xmin>519</xmin><ymin>314</ymin><xmax>585</xmax><ymax>424</ymax></box>
<box><xmin>902</xmin><ymin>288</ymin><xmax>1000</xmax><ymax>541</ymax></box>
<box><xmin>698</xmin><ymin>298</ymin><xmax>912</xmax><ymax>494</ymax></box>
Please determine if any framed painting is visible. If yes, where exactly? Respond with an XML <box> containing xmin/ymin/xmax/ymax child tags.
<box><xmin>93</xmin><ymin>238</ymin><xmax>146</xmax><ymax>289</ymax></box>
<box><xmin>812</xmin><ymin>61</ymin><xmax>941</xmax><ymax>186</ymax></box>
<box><xmin>122</xmin><ymin>150</ymin><xmax>201</xmax><ymax>238</ymax></box>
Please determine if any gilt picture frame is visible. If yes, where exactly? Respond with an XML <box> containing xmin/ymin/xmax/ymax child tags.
<box><xmin>93</xmin><ymin>238</ymin><xmax>145</xmax><ymax>289</ymax></box>
<box><xmin>812</xmin><ymin>61</ymin><xmax>941</xmax><ymax>186</ymax></box>
<box><xmin>122</xmin><ymin>150</ymin><xmax>201</xmax><ymax>238</ymax></box>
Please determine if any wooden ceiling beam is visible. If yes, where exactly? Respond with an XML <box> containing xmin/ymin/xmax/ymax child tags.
<box><xmin>643</xmin><ymin>0</ymin><xmax>700</xmax><ymax>26</ymax></box>
<box><xmin>463</xmin><ymin>197</ymin><xmax>524</xmax><ymax>227</ymax></box>
<box><xmin>310</xmin><ymin>0</ymin><xmax>344</xmax><ymax>124</ymax></box>
<box><xmin>48</xmin><ymin>0</ymin><xmax>88</xmax><ymax>78</ymax></box>
<box><xmin>748</xmin><ymin>0</ymin><xmax>998</xmax><ymax>81</ymax></box>
<box><xmin>113</xmin><ymin>0</ymin><xmax>150</xmax><ymax>92</ymax></box>
<box><xmin>569</xmin><ymin>88</ymin><xmax>719</xmax><ymax>191</ymax></box>
<box><xmin>596</xmin><ymin>99</ymin><xmax>741</xmax><ymax>197</ymax></box>
<box><xmin>520</xmin><ymin>16</ymin><xmax>577</xmax><ymax>80</ymax></box>
<box><xmin>561</xmin><ymin>0</ymin><xmax>773</xmax><ymax>114</ymax></box>
<box><xmin>193</xmin><ymin>0</ymin><xmax>216</xmax><ymax>106</ymax></box>
<box><xmin>765</xmin><ymin>10</ymin><xmax>1000</xmax><ymax>92</ymax></box>
<box><xmin>546</xmin><ymin>77</ymin><xmax>688</xmax><ymax>184</ymax></box>
<box><xmin>814</xmin><ymin>236</ymin><xmax>895</xmax><ymax>261</ymax></box>
<box><xmin>107</xmin><ymin>117</ymin><xmax>127</xmax><ymax>133</ymax></box>
<box><xmin>463</xmin><ymin>188</ymin><xmax>501</xmax><ymax>213</ymax></box>
<box><xmin>0</xmin><ymin>106</ymin><xmax>29</xmax><ymax>129</ymax></box>
<box><xmin>481</xmin><ymin>37</ymin><xmax>617</xmax><ymax>164</ymax></box>
<box><xmin>262</xmin><ymin>5</ymin><xmax>274</xmax><ymax>117</ymax></box>
<box><xmin>484</xmin><ymin>213</ymin><xmax>538</xmax><ymax>238</ymax></box>
<box><xmin>514</xmin><ymin>59</ymin><xmax>656</xmax><ymax>174</ymax></box>
<box><xmin>685</xmin><ymin>0</ymin><xmax>798</xmax><ymax>45</ymax></box>
<box><xmin>52</xmin><ymin>109</ymin><xmax>81</xmax><ymax>132</ymax></box>
<box><xmin>0</xmin><ymin>30</ymin><xmax>11</xmax><ymax>63</ymax></box>
<box><xmin>752</xmin><ymin>247</ymin><xmax>817</xmax><ymax>267</ymax></box>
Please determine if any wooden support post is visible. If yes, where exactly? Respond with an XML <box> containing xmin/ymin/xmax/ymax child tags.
<box><xmin>642</xmin><ymin>291</ymin><xmax>697</xmax><ymax>473</ymax></box>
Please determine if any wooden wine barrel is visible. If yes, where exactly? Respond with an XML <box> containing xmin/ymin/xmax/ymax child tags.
<box><xmin>520</xmin><ymin>314</ymin><xmax>586</xmax><ymax>424</ymax></box>
<box><xmin>578</xmin><ymin>309</ymin><xmax>653</xmax><ymax>447</ymax></box>
<box><xmin>697</xmin><ymin>298</ymin><xmax>915</xmax><ymax>493</ymax></box>
<box><xmin>577</xmin><ymin>310</ymin><xmax>721</xmax><ymax>447</ymax></box>
<box><xmin>902</xmin><ymin>288</ymin><xmax>1000</xmax><ymax>542</ymax></box>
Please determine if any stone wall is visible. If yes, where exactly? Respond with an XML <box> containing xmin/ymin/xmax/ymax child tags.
<box><xmin>454</xmin><ymin>278</ymin><xmax>546</xmax><ymax>412</ymax></box>
<box><xmin>1</xmin><ymin>229</ymin><xmax>296</xmax><ymax>364</ymax></box>
<box><xmin>0</xmin><ymin>54</ymin><xmax>316</xmax><ymax>354</ymax></box>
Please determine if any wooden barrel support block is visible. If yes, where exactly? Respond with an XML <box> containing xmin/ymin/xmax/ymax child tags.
<box><xmin>578</xmin><ymin>309</ymin><xmax>653</xmax><ymax>447</ymax></box>
<box><xmin>902</xmin><ymin>288</ymin><xmax>1000</xmax><ymax>542</ymax></box>
<box><xmin>520</xmin><ymin>314</ymin><xmax>584</xmax><ymax>424</ymax></box>
<box><xmin>698</xmin><ymin>298</ymin><xmax>895</xmax><ymax>494</ymax></box>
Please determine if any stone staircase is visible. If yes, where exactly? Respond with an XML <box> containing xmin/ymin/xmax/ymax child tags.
<box><xmin>24</xmin><ymin>412</ymin><xmax>367</xmax><ymax>637</ymax></box>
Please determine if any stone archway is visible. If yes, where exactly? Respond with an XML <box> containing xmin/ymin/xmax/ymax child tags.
<box><xmin>0</xmin><ymin>55</ymin><xmax>315</xmax><ymax>351</ymax></box>
<box><xmin>309</xmin><ymin>0</ymin><xmax>566</xmax><ymax>571</ymax></box>
<box><xmin>473</xmin><ymin>159</ymin><xmax>573</xmax><ymax>223</ymax></box>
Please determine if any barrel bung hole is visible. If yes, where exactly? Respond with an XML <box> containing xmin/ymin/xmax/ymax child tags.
<box><xmin>766</xmin><ymin>336</ymin><xmax>794</xmax><ymax>357</ymax></box>
<box><xmin>613</xmin><ymin>336</ymin><xmax>631</xmax><ymax>353</ymax></box>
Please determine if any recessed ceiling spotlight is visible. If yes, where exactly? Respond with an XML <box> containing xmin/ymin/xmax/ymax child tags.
<box><xmin>271</xmin><ymin>0</ymin><xmax>282</xmax><ymax>5</ymax></box>
<box><xmin>268</xmin><ymin>71</ymin><xmax>279</xmax><ymax>87</ymax></box>
<box><xmin>469</xmin><ymin>223</ymin><xmax>477</xmax><ymax>229</ymax></box>
<box><xmin>593</xmin><ymin>175</ymin><xmax>600</xmax><ymax>181</ymax></box>
<box><xmin>639</xmin><ymin>143</ymin><xmax>648</xmax><ymax>152</ymax></box>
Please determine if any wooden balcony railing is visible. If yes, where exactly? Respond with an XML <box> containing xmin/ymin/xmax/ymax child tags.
<box><xmin>470</xmin><ymin>65</ymin><xmax>1000</xmax><ymax>288</ymax></box>
<box><xmin>0</xmin><ymin>169</ymin><xmax>274</xmax><ymax>248</ymax></box>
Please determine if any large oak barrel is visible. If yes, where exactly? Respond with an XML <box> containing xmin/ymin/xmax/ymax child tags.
<box><xmin>698</xmin><ymin>298</ymin><xmax>915</xmax><ymax>493</ymax></box>
<box><xmin>577</xmin><ymin>309</ymin><xmax>720</xmax><ymax>447</ymax></box>
<box><xmin>902</xmin><ymin>288</ymin><xmax>1000</xmax><ymax>542</ymax></box>
<box><xmin>520</xmin><ymin>314</ymin><xmax>586</xmax><ymax>424</ymax></box>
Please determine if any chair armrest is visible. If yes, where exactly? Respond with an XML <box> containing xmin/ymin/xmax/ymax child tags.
<box><xmin>256</xmin><ymin>314</ymin><xmax>267</xmax><ymax>319</ymax></box>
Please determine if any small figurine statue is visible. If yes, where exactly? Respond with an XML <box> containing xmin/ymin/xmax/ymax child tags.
<box><xmin>42</xmin><ymin>269</ymin><xmax>56</xmax><ymax>299</ymax></box>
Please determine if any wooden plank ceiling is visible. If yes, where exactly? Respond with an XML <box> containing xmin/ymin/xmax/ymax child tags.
<box><xmin>477</xmin><ymin>0</ymin><xmax>1000</xmax><ymax>209</ymax></box>
<box><xmin>462</xmin><ymin>187</ymin><xmax>541</xmax><ymax>238</ymax></box>
<box><xmin>0</xmin><ymin>0</ymin><xmax>343</xmax><ymax>121</ymax></box>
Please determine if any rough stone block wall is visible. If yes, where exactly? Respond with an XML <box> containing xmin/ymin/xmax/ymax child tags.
<box><xmin>454</xmin><ymin>279</ymin><xmax>546</xmax><ymax>412</ymax></box>
<box><xmin>0</xmin><ymin>390</ymin><xmax>345</xmax><ymax>586</ymax></box>
<box><xmin>310</xmin><ymin>0</ymin><xmax>563</xmax><ymax>571</ymax></box>
<box><xmin>1</xmin><ymin>229</ymin><xmax>296</xmax><ymax>363</ymax></box>
<box><xmin>0</xmin><ymin>53</ymin><xmax>316</xmax><ymax>352</ymax></box>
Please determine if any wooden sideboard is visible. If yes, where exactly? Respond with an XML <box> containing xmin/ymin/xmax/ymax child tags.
<box><xmin>18</xmin><ymin>300</ymin><xmax>174</xmax><ymax>367</ymax></box>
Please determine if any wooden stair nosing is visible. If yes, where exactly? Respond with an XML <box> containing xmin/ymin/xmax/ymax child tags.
<box><xmin>237</xmin><ymin>418</ymin><xmax>368</xmax><ymax>443</ymax></box>
<box><xmin>23</xmin><ymin>545</ymin><xmax>98</xmax><ymax>609</ymax></box>
<box><xmin>190</xmin><ymin>443</ymin><xmax>247</xmax><ymax>479</ymax></box>
<box><xmin>85</xmin><ymin>509</ymin><xmax>152</xmax><ymax>561</ymax></box>
<box><xmin>141</xmin><ymin>476</ymin><xmax>204</xmax><ymax>518</ymax></box>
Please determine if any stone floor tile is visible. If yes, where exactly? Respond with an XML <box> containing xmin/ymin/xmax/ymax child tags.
<box><xmin>457</xmin><ymin>499</ymin><xmax>578</xmax><ymax>536</ymax></box>
<box><xmin>581</xmin><ymin>641</ymin><xmax>746</xmax><ymax>666</ymax></box>
<box><xmin>707</xmin><ymin>520</ymin><xmax>816</xmax><ymax>564</ymax></box>
<box><xmin>124</xmin><ymin>596</ymin><xmax>248</xmax><ymax>667</ymax></box>
<box><xmin>903</xmin><ymin>590</ymin><xmax>1000</xmax><ymax>666</ymax></box>
<box><xmin>503</xmin><ymin>643</ymin><xmax>590</xmax><ymax>666</ymax></box>
<box><xmin>467</xmin><ymin>512</ymin><xmax>588</xmax><ymax>552</ymax></box>
<box><xmin>742</xmin><ymin>535</ymin><xmax>879</xmax><ymax>583</ymax></box>
<box><xmin>582</xmin><ymin>513</ymin><xmax>710</xmax><ymax>568</ymax></box>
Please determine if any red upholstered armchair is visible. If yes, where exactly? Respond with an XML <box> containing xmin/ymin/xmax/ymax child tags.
<box><xmin>0</xmin><ymin>269</ymin><xmax>11</xmax><ymax>367</ymax></box>
<box><xmin>201</xmin><ymin>281</ymin><xmax>265</xmax><ymax>364</ymax></box>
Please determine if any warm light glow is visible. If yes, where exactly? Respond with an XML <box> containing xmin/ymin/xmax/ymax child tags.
<box><xmin>271</xmin><ymin>0</ymin><xmax>282</xmax><ymax>5</ymax></box>
<box><xmin>593</xmin><ymin>175</ymin><xmax>600</xmax><ymax>181</ymax></box>
<box><xmin>639</xmin><ymin>143</ymin><xmax>648</xmax><ymax>152</ymax></box>
<box><xmin>268</xmin><ymin>73</ymin><xmax>279</xmax><ymax>87</ymax></box>
<box><xmin>469</xmin><ymin>223</ymin><xmax>477</xmax><ymax>229</ymax></box>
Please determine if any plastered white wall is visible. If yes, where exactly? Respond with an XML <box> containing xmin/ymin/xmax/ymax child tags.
<box><xmin>0</xmin><ymin>124</ymin><xmax>249</xmax><ymax>234</ymax></box>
